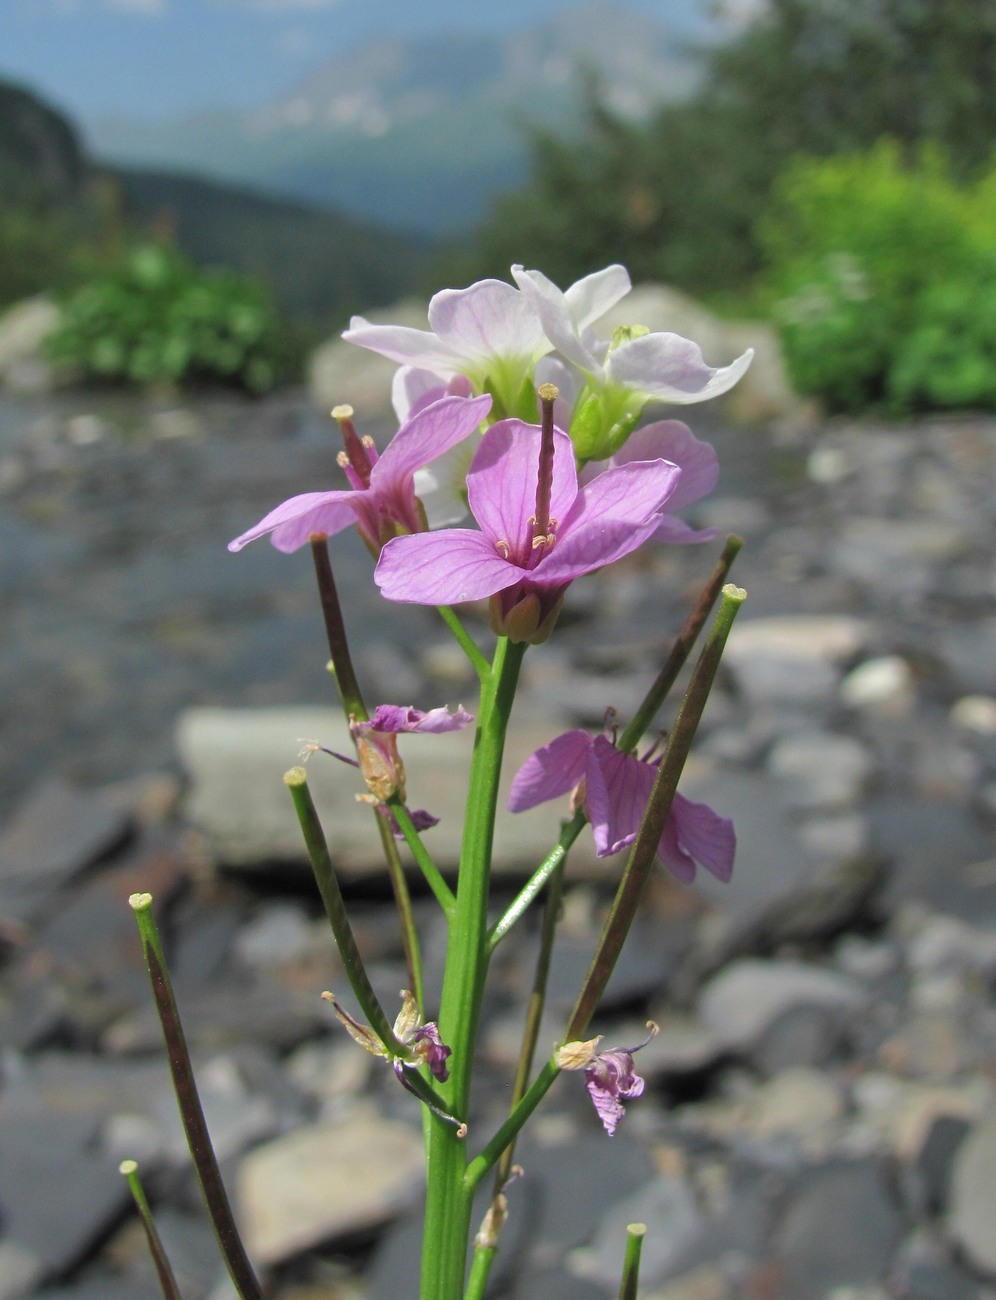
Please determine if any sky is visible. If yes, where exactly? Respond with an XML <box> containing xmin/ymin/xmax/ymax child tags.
<box><xmin>3</xmin><ymin>0</ymin><xmax>701</xmax><ymax>121</ymax></box>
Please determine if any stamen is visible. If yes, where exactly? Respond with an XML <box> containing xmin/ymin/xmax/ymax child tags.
<box><xmin>496</xmin><ymin>539</ymin><xmax>510</xmax><ymax>559</ymax></box>
<box><xmin>332</xmin><ymin>404</ymin><xmax>374</xmax><ymax>487</ymax></box>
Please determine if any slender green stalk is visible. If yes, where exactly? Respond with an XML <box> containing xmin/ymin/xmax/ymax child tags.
<box><xmin>619</xmin><ymin>1223</ymin><xmax>647</xmax><ymax>1300</ymax></box>
<box><xmin>488</xmin><ymin>810</ymin><xmax>586</xmax><ymax>950</ymax></box>
<box><xmin>309</xmin><ymin>535</ymin><xmax>426</xmax><ymax>1011</ymax></box>
<box><xmin>437</xmin><ymin>604</ymin><xmax>490</xmax><ymax>680</ymax></box>
<box><xmin>128</xmin><ymin>894</ymin><xmax>264</xmax><ymax>1300</ymax></box>
<box><xmin>374</xmin><ymin>812</ymin><xmax>425</xmax><ymax>1008</ymax></box>
<box><xmin>465</xmin><ymin>1059</ymin><xmax>561</xmax><ymax>1192</ymax></box>
<box><xmin>387</xmin><ymin>796</ymin><xmax>455</xmax><ymax>915</ymax></box>
<box><xmin>567</xmin><ymin>584</ymin><xmax>747</xmax><ymax>1041</ymax></box>
<box><xmin>285</xmin><ymin>769</ymin><xmax>408</xmax><ymax>1057</ymax></box>
<box><xmin>617</xmin><ymin>534</ymin><xmax>742</xmax><ymax>753</ymax></box>
<box><xmin>419</xmin><ymin>637</ymin><xmax>526</xmax><ymax>1300</ymax></box>
<box><xmin>119</xmin><ymin>1159</ymin><xmax>183</xmax><ymax>1300</ymax></box>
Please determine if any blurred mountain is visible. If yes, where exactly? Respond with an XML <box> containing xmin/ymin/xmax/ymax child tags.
<box><xmin>0</xmin><ymin>77</ymin><xmax>430</xmax><ymax>320</ymax></box>
<box><xmin>84</xmin><ymin>1</ymin><xmax>718</xmax><ymax>235</ymax></box>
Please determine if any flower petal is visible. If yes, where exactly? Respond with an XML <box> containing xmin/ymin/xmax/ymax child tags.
<box><xmin>536</xmin><ymin>459</ymin><xmax>682</xmax><ymax>582</ymax></box>
<box><xmin>428</xmin><ymin>279</ymin><xmax>547</xmax><ymax>362</ymax></box>
<box><xmin>658</xmin><ymin>791</ymin><xmax>736</xmax><ymax>884</ymax></box>
<box><xmin>342</xmin><ymin>315</ymin><xmax>464</xmax><ymax>372</ymax></box>
<box><xmin>611</xmin><ymin>421</ymin><xmax>719</xmax><ymax>511</ymax></box>
<box><xmin>363</xmin><ymin>703</ymin><xmax>474</xmax><ymax>734</ymax></box>
<box><xmin>372</xmin><ymin>393</ymin><xmax>492</xmax><ymax>488</ymax></box>
<box><xmin>585</xmin><ymin>736</ymin><xmax>656</xmax><ymax>856</ymax></box>
<box><xmin>608</xmin><ymin>333</ymin><xmax>754</xmax><ymax>403</ymax></box>
<box><xmin>466</xmin><ymin>422</ymin><xmax>578</xmax><ymax>556</ymax></box>
<box><xmin>228</xmin><ymin>491</ymin><xmax>359</xmax><ymax>553</ymax></box>
<box><xmin>375</xmin><ymin>530</ymin><xmax>517</xmax><ymax>604</ymax></box>
<box><xmin>512</xmin><ymin>266</ymin><xmax>601</xmax><ymax>373</ymax></box>
<box><xmin>564</xmin><ymin>264</ymin><xmax>632</xmax><ymax>331</ymax></box>
<box><xmin>391</xmin><ymin>366</ymin><xmax>473</xmax><ymax>422</ymax></box>
<box><xmin>507</xmin><ymin>729</ymin><xmax>592</xmax><ymax>812</ymax></box>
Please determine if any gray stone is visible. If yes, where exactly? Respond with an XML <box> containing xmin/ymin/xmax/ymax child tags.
<box><xmin>772</xmin><ymin>1159</ymin><xmax>903</xmax><ymax>1299</ymax></box>
<box><xmin>236</xmin><ymin>1106</ymin><xmax>424</xmax><ymax>1264</ymax></box>
<box><xmin>698</xmin><ymin>959</ymin><xmax>866</xmax><ymax>1054</ymax></box>
<box><xmin>767</xmin><ymin>731</ymin><xmax>875</xmax><ymax>811</ymax></box>
<box><xmin>840</xmin><ymin>656</ymin><xmax>917</xmax><ymax>718</ymax></box>
<box><xmin>589</xmin><ymin>1176</ymin><xmax>705</xmax><ymax>1288</ymax></box>
<box><xmin>948</xmin><ymin>1114</ymin><xmax>996</xmax><ymax>1274</ymax></box>
<box><xmin>0</xmin><ymin>296</ymin><xmax>61</xmax><ymax>394</ymax></box>
<box><xmin>832</xmin><ymin>518</ymin><xmax>965</xmax><ymax>597</ymax></box>
<box><xmin>308</xmin><ymin>298</ymin><xmax>428</xmax><ymax>418</ymax></box>
<box><xmin>722</xmin><ymin>616</ymin><xmax>870</xmax><ymax>706</ymax></box>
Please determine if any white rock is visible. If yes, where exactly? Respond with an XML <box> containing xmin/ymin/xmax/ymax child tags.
<box><xmin>839</xmin><ymin>656</ymin><xmax>916</xmax><ymax>717</ymax></box>
<box><xmin>237</xmin><ymin>1107</ymin><xmax>424</xmax><ymax>1264</ymax></box>
<box><xmin>948</xmin><ymin>1114</ymin><xmax>996</xmax><ymax>1275</ymax></box>
<box><xmin>723</xmin><ymin>616</ymin><xmax>870</xmax><ymax>706</ymax></box>
<box><xmin>308</xmin><ymin>299</ymin><xmax>428</xmax><ymax>418</ymax></box>
<box><xmin>699</xmin><ymin>959</ymin><xmax>866</xmax><ymax>1051</ymax></box>
<box><xmin>950</xmin><ymin>695</ymin><xmax>996</xmax><ymax>735</ymax></box>
<box><xmin>767</xmin><ymin>732</ymin><xmax>875</xmax><ymax>811</ymax></box>
<box><xmin>0</xmin><ymin>296</ymin><xmax>61</xmax><ymax>394</ymax></box>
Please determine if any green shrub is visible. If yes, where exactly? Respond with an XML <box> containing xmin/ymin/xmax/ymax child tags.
<box><xmin>760</xmin><ymin>142</ymin><xmax>996</xmax><ymax>413</ymax></box>
<box><xmin>46</xmin><ymin>244</ymin><xmax>293</xmax><ymax>392</ymax></box>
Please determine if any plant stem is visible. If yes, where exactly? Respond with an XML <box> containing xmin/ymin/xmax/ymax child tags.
<box><xmin>437</xmin><ymin>604</ymin><xmax>490</xmax><ymax>680</ymax></box>
<box><xmin>419</xmin><ymin>637</ymin><xmax>526</xmax><ymax>1300</ymax></box>
<box><xmin>619</xmin><ymin>1223</ymin><xmax>647</xmax><ymax>1300</ymax></box>
<box><xmin>119</xmin><ymin>1159</ymin><xmax>183</xmax><ymax>1300</ymax></box>
<box><xmin>129</xmin><ymin>894</ymin><xmax>264</xmax><ymax>1300</ymax></box>
<box><xmin>388</xmin><ymin>796</ymin><xmax>455</xmax><ymax>915</ymax></box>
<box><xmin>285</xmin><ymin>769</ymin><xmax>408</xmax><ymax>1057</ymax></box>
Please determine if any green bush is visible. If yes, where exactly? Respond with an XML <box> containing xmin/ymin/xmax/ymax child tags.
<box><xmin>761</xmin><ymin>143</ymin><xmax>996</xmax><ymax>413</ymax></box>
<box><xmin>46</xmin><ymin>244</ymin><xmax>293</xmax><ymax>392</ymax></box>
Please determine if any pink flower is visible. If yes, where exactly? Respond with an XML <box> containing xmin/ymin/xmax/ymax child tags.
<box><xmin>374</xmin><ymin>418</ymin><xmax>681</xmax><ymax>643</ymax></box>
<box><xmin>508</xmin><ymin>730</ymin><xmax>734</xmax><ymax>885</ymax></box>
<box><xmin>228</xmin><ymin>393</ymin><xmax>491</xmax><ymax>555</ymax></box>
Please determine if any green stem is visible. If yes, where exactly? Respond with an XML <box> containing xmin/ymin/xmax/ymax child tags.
<box><xmin>119</xmin><ymin>1159</ymin><xmax>183</xmax><ymax>1300</ymax></box>
<box><xmin>374</xmin><ymin>812</ymin><xmax>425</xmax><ymax>1008</ymax></box>
<box><xmin>387</xmin><ymin>796</ymin><xmax>455</xmax><ymax>915</ymax></box>
<box><xmin>618</xmin><ymin>534</ymin><xmax>741</xmax><ymax>753</ymax></box>
<box><xmin>619</xmin><ymin>1223</ymin><xmax>647</xmax><ymax>1300</ymax></box>
<box><xmin>419</xmin><ymin>637</ymin><xmax>526</xmax><ymax>1300</ymax></box>
<box><xmin>488</xmin><ymin>810</ymin><xmax>586</xmax><ymax>951</ymax></box>
<box><xmin>285</xmin><ymin>768</ymin><xmax>408</xmax><ymax>1058</ymax></box>
<box><xmin>437</xmin><ymin>604</ymin><xmax>490</xmax><ymax>680</ymax></box>
<box><xmin>465</xmin><ymin>1059</ymin><xmax>561</xmax><ymax>1192</ymax></box>
<box><xmin>129</xmin><ymin>895</ymin><xmax>264</xmax><ymax>1300</ymax></box>
<box><xmin>309</xmin><ymin>536</ymin><xmax>427</xmax><ymax>1015</ymax></box>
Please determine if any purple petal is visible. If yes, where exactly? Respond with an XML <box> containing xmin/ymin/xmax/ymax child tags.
<box><xmin>412</xmin><ymin>1023</ymin><xmax>452</xmax><ymax>1081</ymax></box>
<box><xmin>391</xmin><ymin>367</ymin><xmax>473</xmax><ymax>421</ymax></box>
<box><xmin>612</xmin><ymin>421</ymin><xmax>719</xmax><ymax>510</ymax></box>
<box><xmin>228</xmin><ymin>491</ymin><xmax>359</xmax><ymax>553</ymax></box>
<box><xmin>608</xmin><ymin>333</ymin><xmax>753</xmax><ymax>403</ymax></box>
<box><xmin>428</xmin><ymin>279</ymin><xmax>547</xmax><ymax>361</ymax></box>
<box><xmin>375</xmin><ymin>530</ymin><xmax>517</xmax><ymax>604</ymax></box>
<box><xmin>658</xmin><ymin>791</ymin><xmax>736</xmax><ymax>884</ymax></box>
<box><xmin>534</xmin><ymin>458</ymin><xmax>681</xmax><ymax>581</ymax></box>
<box><xmin>372</xmin><ymin>393</ymin><xmax>492</xmax><ymax>488</ymax></box>
<box><xmin>364</xmin><ymin>703</ymin><xmax>473</xmax><ymax>734</ymax></box>
<box><xmin>466</xmin><ymin>422</ymin><xmax>578</xmax><ymax>559</ymax></box>
<box><xmin>507</xmin><ymin>730</ymin><xmax>592</xmax><ymax>812</ymax></box>
<box><xmin>584</xmin><ymin>736</ymin><xmax>656</xmax><ymax>856</ymax></box>
<box><xmin>342</xmin><ymin>315</ymin><xmax>464</xmax><ymax>371</ymax></box>
<box><xmin>584</xmin><ymin>1049</ymin><xmax>645</xmax><ymax>1136</ymax></box>
<box><xmin>652</xmin><ymin>517</ymin><xmax>719</xmax><ymax>545</ymax></box>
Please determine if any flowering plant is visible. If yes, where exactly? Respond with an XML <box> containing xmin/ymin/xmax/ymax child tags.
<box><xmin>126</xmin><ymin>264</ymin><xmax>750</xmax><ymax>1299</ymax></box>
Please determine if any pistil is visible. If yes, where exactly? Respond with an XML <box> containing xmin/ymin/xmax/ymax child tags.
<box><xmin>332</xmin><ymin>404</ymin><xmax>375</xmax><ymax>488</ymax></box>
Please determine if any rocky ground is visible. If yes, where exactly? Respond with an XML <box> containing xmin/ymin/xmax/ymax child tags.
<box><xmin>1</xmin><ymin>383</ymin><xmax>995</xmax><ymax>1300</ymax></box>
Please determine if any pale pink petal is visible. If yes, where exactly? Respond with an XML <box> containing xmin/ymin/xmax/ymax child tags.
<box><xmin>373</xmin><ymin>394</ymin><xmax>491</xmax><ymax>488</ymax></box>
<box><xmin>507</xmin><ymin>730</ymin><xmax>592</xmax><ymax>812</ymax></box>
<box><xmin>466</xmin><ymin>423</ymin><xmax>578</xmax><ymax>558</ymax></box>
<box><xmin>536</xmin><ymin>515</ymin><xmax>665</xmax><ymax>584</ymax></box>
<box><xmin>342</xmin><ymin>315</ymin><xmax>464</xmax><ymax>372</ymax></box>
<box><xmin>375</xmin><ymin>530</ymin><xmax>517</xmax><ymax>604</ymax></box>
<box><xmin>612</xmin><ymin>421</ymin><xmax>719</xmax><ymax>510</ymax></box>
<box><xmin>512</xmin><ymin>266</ymin><xmax>600</xmax><ymax>373</ymax></box>
<box><xmin>563</xmin><ymin>264</ymin><xmax>632</xmax><ymax>330</ymax></box>
<box><xmin>608</xmin><ymin>333</ymin><xmax>753</xmax><ymax>403</ymax></box>
<box><xmin>391</xmin><ymin>366</ymin><xmax>472</xmax><ymax>421</ymax></box>
<box><xmin>228</xmin><ymin>491</ymin><xmax>359</xmax><ymax>554</ymax></box>
<box><xmin>363</xmin><ymin>704</ymin><xmax>473</xmax><ymax>734</ymax></box>
<box><xmin>428</xmin><ymin>280</ymin><xmax>546</xmax><ymax>362</ymax></box>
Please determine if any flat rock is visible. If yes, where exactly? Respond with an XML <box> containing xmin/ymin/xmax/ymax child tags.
<box><xmin>236</xmin><ymin>1106</ymin><xmax>424</xmax><ymax>1265</ymax></box>
<box><xmin>723</xmin><ymin>616</ymin><xmax>871</xmax><ymax>706</ymax></box>
<box><xmin>698</xmin><ymin>959</ymin><xmax>866</xmax><ymax>1053</ymax></box>
<box><xmin>947</xmin><ymin>1113</ymin><xmax>996</xmax><ymax>1275</ymax></box>
<box><xmin>177</xmin><ymin>704</ymin><xmax>597</xmax><ymax>877</ymax></box>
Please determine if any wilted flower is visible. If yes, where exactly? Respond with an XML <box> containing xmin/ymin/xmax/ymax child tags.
<box><xmin>508</xmin><ymin>729</ymin><xmax>735</xmax><ymax>884</ymax></box>
<box><xmin>555</xmin><ymin>1023</ymin><xmax>658</xmax><ymax>1135</ymax></box>
<box><xmin>375</xmin><ymin>418</ymin><xmax>681</xmax><ymax>643</ymax></box>
<box><xmin>228</xmin><ymin>393</ymin><xmax>491</xmax><ymax>555</ymax></box>
<box><xmin>325</xmin><ymin>988</ymin><xmax>452</xmax><ymax>1082</ymax></box>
